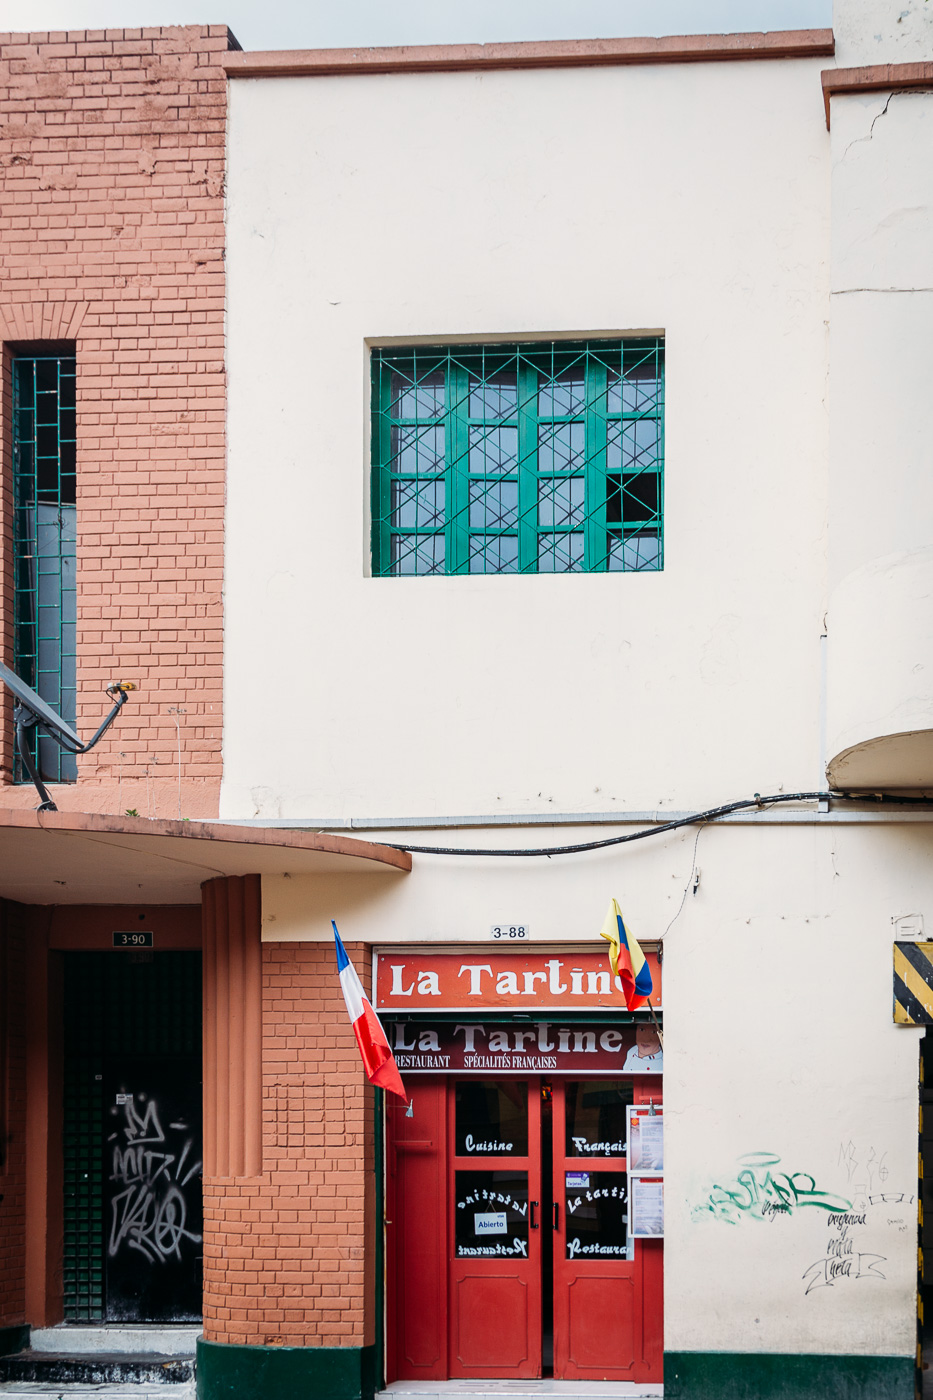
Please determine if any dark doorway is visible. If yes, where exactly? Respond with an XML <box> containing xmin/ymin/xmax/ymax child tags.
<box><xmin>63</xmin><ymin>951</ymin><xmax>202</xmax><ymax>1323</ymax></box>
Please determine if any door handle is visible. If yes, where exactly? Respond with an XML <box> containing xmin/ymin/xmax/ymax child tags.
<box><xmin>530</xmin><ymin>1201</ymin><xmax>539</xmax><ymax>1229</ymax></box>
<box><xmin>553</xmin><ymin>1202</ymin><xmax>559</xmax><ymax>1230</ymax></box>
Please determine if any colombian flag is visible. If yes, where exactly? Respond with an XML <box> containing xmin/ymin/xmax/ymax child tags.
<box><xmin>333</xmin><ymin>921</ymin><xmax>408</xmax><ymax>1102</ymax></box>
<box><xmin>600</xmin><ymin>899</ymin><xmax>653</xmax><ymax>1012</ymax></box>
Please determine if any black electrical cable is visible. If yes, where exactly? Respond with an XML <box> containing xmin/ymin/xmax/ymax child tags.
<box><xmin>384</xmin><ymin>790</ymin><xmax>933</xmax><ymax>858</ymax></box>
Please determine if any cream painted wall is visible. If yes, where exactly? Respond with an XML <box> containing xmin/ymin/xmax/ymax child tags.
<box><xmin>222</xmin><ymin>58</ymin><xmax>830</xmax><ymax>821</ymax></box>
<box><xmin>668</xmin><ymin>825</ymin><xmax>924</xmax><ymax>1355</ymax></box>
<box><xmin>221</xmin><ymin>33</ymin><xmax>933</xmax><ymax>1366</ymax></box>
<box><xmin>826</xmin><ymin>549</ymin><xmax>933</xmax><ymax>785</ymax></box>
<box><xmin>825</xmin><ymin>87</ymin><xmax>933</xmax><ymax>780</ymax></box>
<box><xmin>262</xmin><ymin>818</ymin><xmax>929</xmax><ymax>1356</ymax></box>
<box><xmin>834</xmin><ymin>0</ymin><xmax>933</xmax><ymax>67</ymax></box>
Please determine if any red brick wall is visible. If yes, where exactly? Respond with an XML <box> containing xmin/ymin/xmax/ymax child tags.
<box><xmin>0</xmin><ymin>902</ymin><xmax>27</xmax><ymax>1329</ymax></box>
<box><xmin>0</xmin><ymin>27</ymin><xmax>231</xmax><ymax>818</ymax></box>
<box><xmin>202</xmin><ymin>941</ymin><xmax>375</xmax><ymax>1348</ymax></box>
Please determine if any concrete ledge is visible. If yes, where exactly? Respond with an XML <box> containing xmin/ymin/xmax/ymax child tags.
<box><xmin>30</xmin><ymin>1325</ymin><xmax>200</xmax><ymax>1355</ymax></box>
<box><xmin>224</xmin><ymin>30</ymin><xmax>835</xmax><ymax>80</ymax></box>
<box><xmin>664</xmin><ymin>1351</ymin><xmax>915</xmax><ymax>1399</ymax></box>
<box><xmin>822</xmin><ymin>60</ymin><xmax>933</xmax><ymax>126</ymax></box>
<box><xmin>197</xmin><ymin>1339</ymin><xmax>375</xmax><ymax>1400</ymax></box>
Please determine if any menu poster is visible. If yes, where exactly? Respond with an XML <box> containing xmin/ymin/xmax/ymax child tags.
<box><xmin>630</xmin><ymin>1176</ymin><xmax>664</xmax><ymax>1237</ymax></box>
<box><xmin>627</xmin><ymin>1108</ymin><xmax>663</xmax><ymax>1173</ymax></box>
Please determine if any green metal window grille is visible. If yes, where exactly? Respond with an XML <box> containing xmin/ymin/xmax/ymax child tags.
<box><xmin>12</xmin><ymin>353</ymin><xmax>77</xmax><ymax>782</ymax></box>
<box><xmin>371</xmin><ymin>339</ymin><xmax>664</xmax><ymax>576</ymax></box>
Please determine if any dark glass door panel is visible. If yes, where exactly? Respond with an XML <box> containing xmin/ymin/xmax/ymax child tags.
<box><xmin>455</xmin><ymin>1081</ymin><xmax>528</xmax><ymax>1156</ymax></box>
<box><xmin>454</xmin><ymin>1170</ymin><xmax>529</xmax><ymax>1257</ymax></box>
<box><xmin>564</xmin><ymin>1080</ymin><xmax>632</xmax><ymax>1157</ymax></box>
<box><xmin>563</xmin><ymin>1170</ymin><xmax>628</xmax><ymax>1260</ymax></box>
<box><xmin>103</xmin><ymin>1058</ymin><xmax>203</xmax><ymax>1321</ymax></box>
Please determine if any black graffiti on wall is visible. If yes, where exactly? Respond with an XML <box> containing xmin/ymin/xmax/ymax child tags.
<box><xmin>107</xmin><ymin>1093</ymin><xmax>202</xmax><ymax>1265</ymax></box>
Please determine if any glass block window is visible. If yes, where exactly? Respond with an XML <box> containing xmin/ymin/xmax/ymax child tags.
<box><xmin>371</xmin><ymin>339</ymin><xmax>663</xmax><ymax>576</ymax></box>
<box><xmin>12</xmin><ymin>353</ymin><xmax>77</xmax><ymax>782</ymax></box>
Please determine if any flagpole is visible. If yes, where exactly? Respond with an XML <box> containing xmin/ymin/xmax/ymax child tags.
<box><xmin>647</xmin><ymin>999</ymin><xmax>664</xmax><ymax>1050</ymax></box>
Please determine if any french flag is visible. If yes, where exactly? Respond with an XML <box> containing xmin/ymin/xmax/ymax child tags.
<box><xmin>333</xmin><ymin>921</ymin><xmax>408</xmax><ymax>1102</ymax></box>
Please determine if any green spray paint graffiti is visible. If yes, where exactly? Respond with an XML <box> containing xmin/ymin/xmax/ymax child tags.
<box><xmin>693</xmin><ymin>1152</ymin><xmax>854</xmax><ymax>1225</ymax></box>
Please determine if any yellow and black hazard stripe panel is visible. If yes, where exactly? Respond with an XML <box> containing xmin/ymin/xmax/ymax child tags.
<box><xmin>894</xmin><ymin>942</ymin><xmax>933</xmax><ymax>1025</ymax></box>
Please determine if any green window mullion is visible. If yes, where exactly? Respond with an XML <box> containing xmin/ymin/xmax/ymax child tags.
<box><xmin>516</xmin><ymin>359</ymin><xmax>538</xmax><ymax>573</ymax></box>
<box><xmin>583</xmin><ymin>357</ymin><xmax>608</xmax><ymax>571</ymax></box>
<box><xmin>446</xmin><ymin>360</ymin><xmax>470</xmax><ymax>574</ymax></box>
<box><xmin>371</xmin><ymin>355</ymin><xmax>393</xmax><ymax>576</ymax></box>
<box><xmin>657</xmin><ymin>348</ymin><xmax>666</xmax><ymax>569</ymax></box>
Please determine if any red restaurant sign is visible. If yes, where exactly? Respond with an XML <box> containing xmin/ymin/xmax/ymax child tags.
<box><xmin>381</xmin><ymin>1018</ymin><xmax>663</xmax><ymax>1076</ymax></box>
<box><xmin>373</xmin><ymin>949</ymin><xmax>662</xmax><ymax>1012</ymax></box>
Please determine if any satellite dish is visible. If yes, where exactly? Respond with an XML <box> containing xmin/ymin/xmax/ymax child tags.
<box><xmin>0</xmin><ymin>661</ymin><xmax>84</xmax><ymax>749</ymax></box>
<box><xmin>0</xmin><ymin>661</ymin><xmax>135</xmax><ymax>812</ymax></box>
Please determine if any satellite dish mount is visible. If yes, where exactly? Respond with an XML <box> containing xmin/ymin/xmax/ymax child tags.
<box><xmin>0</xmin><ymin>661</ymin><xmax>135</xmax><ymax>812</ymax></box>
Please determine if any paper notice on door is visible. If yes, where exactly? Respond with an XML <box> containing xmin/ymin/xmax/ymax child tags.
<box><xmin>630</xmin><ymin>1177</ymin><xmax>663</xmax><ymax>1237</ymax></box>
<box><xmin>629</xmin><ymin>1112</ymin><xmax>664</xmax><ymax>1173</ymax></box>
<box><xmin>474</xmin><ymin>1212</ymin><xmax>508</xmax><ymax>1236</ymax></box>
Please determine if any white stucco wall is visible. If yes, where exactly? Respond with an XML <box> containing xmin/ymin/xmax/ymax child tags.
<box><xmin>263</xmin><ymin>816</ymin><xmax>928</xmax><ymax>1357</ymax></box>
<box><xmin>223</xmin><ymin>36</ymin><xmax>926</xmax><ymax>1366</ymax></box>
<box><xmin>222</xmin><ymin>58</ymin><xmax>830</xmax><ymax>821</ymax></box>
<box><xmin>834</xmin><ymin>0</ymin><xmax>933</xmax><ymax>67</ymax></box>
<box><xmin>825</xmin><ymin>87</ymin><xmax>933</xmax><ymax>783</ymax></box>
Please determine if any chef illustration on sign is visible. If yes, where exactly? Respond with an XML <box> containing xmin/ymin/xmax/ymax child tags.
<box><xmin>623</xmin><ymin>1022</ymin><xmax>663</xmax><ymax>1072</ymax></box>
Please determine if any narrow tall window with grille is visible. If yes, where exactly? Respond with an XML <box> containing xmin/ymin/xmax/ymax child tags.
<box><xmin>371</xmin><ymin>339</ymin><xmax>663</xmax><ymax>576</ymax></box>
<box><xmin>11</xmin><ymin>352</ymin><xmax>77</xmax><ymax>782</ymax></box>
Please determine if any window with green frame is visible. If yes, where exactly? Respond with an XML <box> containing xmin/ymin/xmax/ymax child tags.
<box><xmin>371</xmin><ymin>339</ymin><xmax>663</xmax><ymax>576</ymax></box>
<box><xmin>12</xmin><ymin>352</ymin><xmax>77</xmax><ymax>783</ymax></box>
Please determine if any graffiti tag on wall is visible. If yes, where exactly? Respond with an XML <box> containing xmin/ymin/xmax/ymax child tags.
<box><xmin>108</xmin><ymin>1093</ymin><xmax>202</xmax><ymax>1265</ymax></box>
<box><xmin>692</xmin><ymin>1152</ymin><xmax>853</xmax><ymax>1226</ymax></box>
<box><xmin>800</xmin><ymin>1143</ymin><xmax>914</xmax><ymax>1296</ymax></box>
<box><xmin>693</xmin><ymin>1143</ymin><xmax>913</xmax><ymax>1297</ymax></box>
<box><xmin>802</xmin><ymin>1211</ymin><xmax>887</xmax><ymax>1294</ymax></box>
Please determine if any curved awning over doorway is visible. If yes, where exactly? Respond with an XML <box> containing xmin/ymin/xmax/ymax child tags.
<box><xmin>0</xmin><ymin>809</ymin><xmax>411</xmax><ymax>904</ymax></box>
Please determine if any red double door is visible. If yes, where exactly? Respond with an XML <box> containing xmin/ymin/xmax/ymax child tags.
<box><xmin>386</xmin><ymin>1076</ymin><xmax>662</xmax><ymax>1384</ymax></box>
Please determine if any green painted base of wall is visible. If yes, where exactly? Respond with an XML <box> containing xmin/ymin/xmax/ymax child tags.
<box><xmin>664</xmin><ymin>1351</ymin><xmax>915</xmax><ymax>1400</ymax></box>
<box><xmin>0</xmin><ymin>1326</ymin><xmax>28</xmax><ymax>1358</ymax></box>
<box><xmin>197</xmin><ymin>1340</ymin><xmax>375</xmax><ymax>1400</ymax></box>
